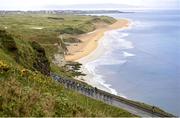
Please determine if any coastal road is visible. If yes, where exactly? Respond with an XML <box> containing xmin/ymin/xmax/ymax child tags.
<box><xmin>51</xmin><ymin>73</ymin><xmax>172</xmax><ymax>117</ymax></box>
<box><xmin>78</xmin><ymin>87</ymin><xmax>158</xmax><ymax>117</ymax></box>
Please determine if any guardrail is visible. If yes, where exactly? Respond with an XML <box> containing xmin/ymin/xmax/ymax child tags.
<box><xmin>51</xmin><ymin>73</ymin><xmax>174</xmax><ymax>117</ymax></box>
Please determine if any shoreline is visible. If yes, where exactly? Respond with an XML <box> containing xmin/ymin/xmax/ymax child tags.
<box><xmin>70</xmin><ymin>18</ymin><xmax>131</xmax><ymax>95</ymax></box>
<box><xmin>65</xmin><ymin>19</ymin><xmax>130</xmax><ymax>62</ymax></box>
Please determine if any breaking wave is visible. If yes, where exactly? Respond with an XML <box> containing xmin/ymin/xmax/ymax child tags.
<box><xmin>82</xmin><ymin>29</ymin><xmax>135</xmax><ymax>98</ymax></box>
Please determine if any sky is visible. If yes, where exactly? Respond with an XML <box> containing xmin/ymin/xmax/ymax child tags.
<box><xmin>0</xmin><ymin>0</ymin><xmax>179</xmax><ymax>10</ymax></box>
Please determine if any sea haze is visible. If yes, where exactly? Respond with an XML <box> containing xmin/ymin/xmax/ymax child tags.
<box><xmin>85</xmin><ymin>10</ymin><xmax>180</xmax><ymax>115</ymax></box>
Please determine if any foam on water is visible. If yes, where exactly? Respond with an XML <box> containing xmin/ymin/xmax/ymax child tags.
<box><xmin>83</xmin><ymin>11</ymin><xmax>180</xmax><ymax>115</ymax></box>
<box><xmin>82</xmin><ymin>29</ymin><xmax>135</xmax><ymax>98</ymax></box>
<box><xmin>103</xmin><ymin>31</ymin><xmax>134</xmax><ymax>50</ymax></box>
<box><xmin>123</xmin><ymin>51</ymin><xmax>135</xmax><ymax>57</ymax></box>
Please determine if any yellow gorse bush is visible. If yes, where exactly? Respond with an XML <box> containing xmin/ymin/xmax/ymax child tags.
<box><xmin>28</xmin><ymin>72</ymin><xmax>47</xmax><ymax>84</ymax></box>
<box><xmin>0</xmin><ymin>60</ymin><xmax>10</xmax><ymax>72</ymax></box>
<box><xmin>21</xmin><ymin>68</ymin><xmax>29</xmax><ymax>76</ymax></box>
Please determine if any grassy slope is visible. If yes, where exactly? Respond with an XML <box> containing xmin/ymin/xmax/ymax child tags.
<box><xmin>0</xmin><ymin>15</ymin><xmax>135</xmax><ymax>117</ymax></box>
<box><xmin>0</xmin><ymin>47</ymin><xmax>134</xmax><ymax>117</ymax></box>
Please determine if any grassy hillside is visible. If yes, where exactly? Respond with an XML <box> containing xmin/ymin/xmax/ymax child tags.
<box><xmin>0</xmin><ymin>60</ymin><xmax>134</xmax><ymax>117</ymax></box>
<box><xmin>0</xmin><ymin>13</ymin><xmax>116</xmax><ymax>77</ymax></box>
<box><xmin>0</xmin><ymin>29</ymin><xmax>135</xmax><ymax>116</ymax></box>
<box><xmin>0</xmin><ymin>30</ymin><xmax>50</xmax><ymax>75</ymax></box>
<box><xmin>0</xmin><ymin>14</ymin><xmax>116</xmax><ymax>61</ymax></box>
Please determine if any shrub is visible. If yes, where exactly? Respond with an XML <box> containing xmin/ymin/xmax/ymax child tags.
<box><xmin>58</xmin><ymin>27</ymin><xmax>85</xmax><ymax>35</ymax></box>
<box><xmin>31</xmin><ymin>41</ymin><xmax>50</xmax><ymax>76</ymax></box>
<box><xmin>0</xmin><ymin>60</ymin><xmax>10</xmax><ymax>72</ymax></box>
<box><xmin>0</xmin><ymin>30</ymin><xmax>18</xmax><ymax>51</ymax></box>
<box><xmin>63</xmin><ymin>37</ymin><xmax>81</xmax><ymax>43</ymax></box>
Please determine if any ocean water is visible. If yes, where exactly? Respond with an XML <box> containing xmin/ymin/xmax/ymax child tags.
<box><xmin>84</xmin><ymin>10</ymin><xmax>180</xmax><ymax>115</ymax></box>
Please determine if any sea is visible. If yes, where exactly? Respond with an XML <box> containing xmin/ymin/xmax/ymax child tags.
<box><xmin>84</xmin><ymin>10</ymin><xmax>180</xmax><ymax>116</ymax></box>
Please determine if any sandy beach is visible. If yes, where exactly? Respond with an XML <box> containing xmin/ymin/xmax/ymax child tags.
<box><xmin>64</xmin><ymin>19</ymin><xmax>130</xmax><ymax>94</ymax></box>
<box><xmin>65</xmin><ymin>19</ymin><xmax>130</xmax><ymax>62</ymax></box>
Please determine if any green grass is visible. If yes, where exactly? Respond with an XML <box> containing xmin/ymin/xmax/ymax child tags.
<box><xmin>0</xmin><ymin>59</ymin><xmax>135</xmax><ymax>117</ymax></box>
<box><xmin>0</xmin><ymin>30</ymin><xmax>51</xmax><ymax>75</ymax></box>
<box><xmin>0</xmin><ymin>14</ymin><xmax>117</xmax><ymax>84</ymax></box>
<box><xmin>0</xmin><ymin>14</ymin><xmax>116</xmax><ymax>60</ymax></box>
<box><xmin>0</xmin><ymin>13</ymin><xmax>116</xmax><ymax>77</ymax></box>
<box><xmin>0</xmin><ymin>29</ymin><xmax>135</xmax><ymax>117</ymax></box>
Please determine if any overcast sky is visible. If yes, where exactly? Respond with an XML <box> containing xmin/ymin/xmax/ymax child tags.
<box><xmin>0</xmin><ymin>0</ymin><xmax>179</xmax><ymax>10</ymax></box>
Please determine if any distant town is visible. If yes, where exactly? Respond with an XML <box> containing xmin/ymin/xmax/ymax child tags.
<box><xmin>0</xmin><ymin>10</ymin><xmax>133</xmax><ymax>15</ymax></box>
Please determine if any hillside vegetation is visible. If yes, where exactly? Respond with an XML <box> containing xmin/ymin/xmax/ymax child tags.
<box><xmin>0</xmin><ymin>60</ymin><xmax>134</xmax><ymax>117</ymax></box>
<box><xmin>0</xmin><ymin>14</ymin><xmax>116</xmax><ymax>61</ymax></box>
<box><xmin>0</xmin><ymin>14</ymin><xmax>135</xmax><ymax>117</ymax></box>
